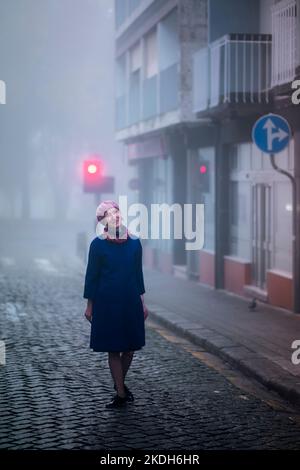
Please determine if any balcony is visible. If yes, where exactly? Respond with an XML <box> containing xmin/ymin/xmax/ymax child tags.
<box><xmin>193</xmin><ymin>33</ymin><xmax>272</xmax><ymax>116</ymax></box>
<box><xmin>271</xmin><ymin>0</ymin><xmax>298</xmax><ymax>88</ymax></box>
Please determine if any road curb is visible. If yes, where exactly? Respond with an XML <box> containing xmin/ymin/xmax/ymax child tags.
<box><xmin>148</xmin><ymin>306</ymin><xmax>300</xmax><ymax>409</ymax></box>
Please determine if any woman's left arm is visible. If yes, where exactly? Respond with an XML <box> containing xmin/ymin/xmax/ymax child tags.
<box><xmin>136</xmin><ymin>240</ymin><xmax>148</xmax><ymax>319</ymax></box>
<box><xmin>136</xmin><ymin>239</ymin><xmax>146</xmax><ymax>295</ymax></box>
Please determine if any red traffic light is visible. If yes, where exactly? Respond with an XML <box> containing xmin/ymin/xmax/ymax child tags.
<box><xmin>82</xmin><ymin>158</ymin><xmax>115</xmax><ymax>194</ymax></box>
<box><xmin>84</xmin><ymin>159</ymin><xmax>102</xmax><ymax>176</ymax></box>
<box><xmin>87</xmin><ymin>163</ymin><xmax>98</xmax><ymax>174</ymax></box>
<box><xmin>197</xmin><ymin>161</ymin><xmax>210</xmax><ymax>192</ymax></box>
<box><xmin>199</xmin><ymin>164</ymin><xmax>207</xmax><ymax>174</ymax></box>
<box><xmin>83</xmin><ymin>159</ymin><xmax>103</xmax><ymax>193</ymax></box>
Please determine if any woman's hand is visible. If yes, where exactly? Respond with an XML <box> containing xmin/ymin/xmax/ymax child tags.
<box><xmin>140</xmin><ymin>295</ymin><xmax>148</xmax><ymax>320</ymax></box>
<box><xmin>84</xmin><ymin>300</ymin><xmax>93</xmax><ymax>323</ymax></box>
<box><xmin>143</xmin><ymin>304</ymin><xmax>149</xmax><ymax>320</ymax></box>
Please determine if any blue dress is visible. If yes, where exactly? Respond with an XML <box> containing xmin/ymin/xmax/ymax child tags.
<box><xmin>83</xmin><ymin>233</ymin><xmax>146</xmax><ymax>352</ymax></box>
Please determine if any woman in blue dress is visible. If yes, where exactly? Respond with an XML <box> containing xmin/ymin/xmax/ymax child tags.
<box><xmin>83</xmin><ymin>200</ymin><xmax>148</xmax><ymax>409</ymax></box>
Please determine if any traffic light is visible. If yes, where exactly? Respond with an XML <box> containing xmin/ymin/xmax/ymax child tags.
<box><xmin>82</xmin><ymin>159</ymin><xmax>115</xmax><ymax>194</ymax></box>
<box><xmin>198</xmin><ymin>160</ymin><xmax>210</xmax><ymax>192</ymax></box>
<box><xmin>83</xmin><ymin>159</ymin><xmax>103</xmax><ymax>193</ymax></box>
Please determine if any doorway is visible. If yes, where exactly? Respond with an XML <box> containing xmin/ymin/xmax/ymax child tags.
<box><xmin>251</xmin><ymin>182</ymin><xmax>272</xmax><ymax>290</ymax></box>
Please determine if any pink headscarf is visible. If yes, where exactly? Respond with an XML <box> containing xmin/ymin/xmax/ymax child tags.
<box><xmin>96</xmin><ymin>200</ymin><xmax>129</xmax><ymax>244</ymax></box>
<box><xmin>96</xmin><ymin>200</ymin><xmax>119</xmax><ymax>223</ymax></box>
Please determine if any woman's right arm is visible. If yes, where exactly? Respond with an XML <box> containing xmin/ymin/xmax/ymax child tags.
<box><xmin>83</xmin><ymin>239</ymin><xmax>101</xmax><ymax>300</ymax></box>
<box><xmin>83</xmin><ymin>239</ymin><xmax>101</xmax><ymax>322</ymax></box>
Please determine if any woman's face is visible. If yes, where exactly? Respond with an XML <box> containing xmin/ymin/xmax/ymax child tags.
<box><xmin>105</xmin><ymin>207</ymin><xmax>122</xmax><ymax>228</ymax></box>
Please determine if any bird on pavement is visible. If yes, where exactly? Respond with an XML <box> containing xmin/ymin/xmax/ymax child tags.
<box><xmin>248</xmin><ymin>298</ymin><xmax>257</xmax><ymax>311</ymax></box>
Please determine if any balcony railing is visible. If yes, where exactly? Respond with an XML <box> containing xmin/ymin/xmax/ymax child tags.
<box><xmin>193</xmin><ymin>33</ymin><xmax>272</xmax><ymax>113</ymax></box>
<box><xmin>271</xmin><ymin>0</ymin><xmax>297</xmax><ymax>86</ymax></box>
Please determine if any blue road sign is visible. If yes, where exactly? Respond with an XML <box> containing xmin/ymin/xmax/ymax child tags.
<box><xmin>252</xmin><ymin>113</ymin><xmax>291</xmax><ymax>154</ymax></box>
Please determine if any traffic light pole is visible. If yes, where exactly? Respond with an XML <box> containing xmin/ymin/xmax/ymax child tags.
<box><xmin>270</xmin><ymin>153</ymin><xmax>300</xmax><ymax>313</ymax></box>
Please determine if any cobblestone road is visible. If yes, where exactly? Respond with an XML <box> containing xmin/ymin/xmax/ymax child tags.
<box><xmin>1</xmin><ymin>258</ymin><xmax>300</xmax><ymax>450</ymax></box>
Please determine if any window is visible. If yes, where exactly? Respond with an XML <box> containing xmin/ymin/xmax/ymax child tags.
<box><xmin>230</xmin><ymin>145</ymin><xmax>238</xmax><ymax>171</ymax></box>
<box><xmin>115</xmin><ymin>0</ymin><xmax>127</xmax><ymax>29</ymax></box>
<box><xmin>129</xmin><ymin>43</ymin><xmax>141</xmax><ymax>124</ymax></box>
<box><xmin>128</xmin><ymin>0</ymin><xmax>141</xmax><ymax>16</ymax></box>
<box><xmin>144</xmin><ymin>29</ymin><xmax>158</xmax><ymax>78</ymax></box>
<box><xmin>228</xmin><ymin>180</ymin><xmax>251</xmax><ymax>259</ymax></box>
<box><xmin>159</xmin><ymin>8</ymin><xmax>179</xmax><ymax>70</ymax></box>
<box><xmin>130</xmin><ymin>42</ymin><xmax>141</xmax><ymax>73</ymax></box>
<box><xmin>116</xmin><ymin>54</ymin><xmax>126</xmax><ymax>97</ymax></box>
<box><xmin>229</xmin><ymin>181</ymin><xmax>238</xmax><ymax>228</ymax></box>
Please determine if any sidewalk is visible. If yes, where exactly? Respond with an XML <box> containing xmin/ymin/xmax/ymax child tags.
<box><xmin>144</xmin><ymin>268</ymin><xmax>300</xmax><ymax>408</ymax></box>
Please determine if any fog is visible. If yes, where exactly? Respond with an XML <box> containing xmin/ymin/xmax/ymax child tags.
<box><xmin>0</xmin><ymin>0</ymin><xmax>132</xmax><ymax>263</ymax></box>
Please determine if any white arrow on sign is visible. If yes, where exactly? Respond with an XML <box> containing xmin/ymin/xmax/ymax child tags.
<box><xmin>263</xmin><ymin>118</ymin><xmax>289</xmax><ymax>151</ymax></box>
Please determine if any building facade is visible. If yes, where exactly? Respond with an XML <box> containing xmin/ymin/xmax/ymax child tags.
<box><xmin>191</xmin><ymin>0</ymin><xmax>300</xmax><ymax>311</ymax></box>
<box><xmin>115</xmin><ymin>0</ymin><xmax>209</xmax><ymax>274</ymax></box>
<box><xmin>114</xmin><ymin>0</ymin><xmax>300</xmax><ymax>312</ymax></box>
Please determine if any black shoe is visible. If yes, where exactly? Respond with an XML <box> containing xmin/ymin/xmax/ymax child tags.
<box><xmin>113</xmin><ymin>383</ymin><xmax>134</xmax><ymax>402</ymax></box>
<box><xmin>105</xmin><ymin>393</ymin><xmax>128</xmax><ymax>409</ymax></box>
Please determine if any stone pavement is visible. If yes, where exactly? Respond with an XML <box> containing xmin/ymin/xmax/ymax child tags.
<box><xmin>0</xmin><ymin>256</ymin><xmax>300</xmax><ymax>450</ymax></box>
<box><xmin>142</xmin><ymin>267</ymin><xmax>300</xmax><ymax>408</ymax></box>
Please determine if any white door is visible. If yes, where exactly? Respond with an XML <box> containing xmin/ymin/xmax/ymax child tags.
<box><xmin>251</xmin><ymin>182</ymin><xmax>272</xmax><ymax>290</ymax></box>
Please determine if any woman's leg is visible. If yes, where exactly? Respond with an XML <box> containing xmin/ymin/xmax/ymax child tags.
<box><xmin>108</xmin><ymin>352</ymin><xmax>126</xmax><ymax>397</ymax></box>
<box><xmin>121</xmin><ymin>350</ymin><xmax>134</xmax><ymax>380</ymax></box>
